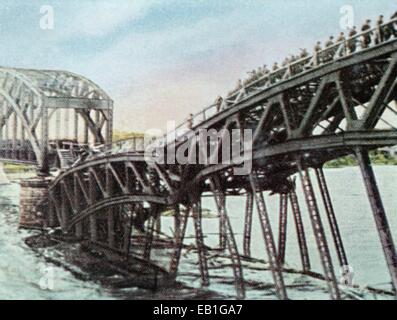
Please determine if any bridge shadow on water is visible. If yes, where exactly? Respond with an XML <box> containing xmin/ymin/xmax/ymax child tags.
<box><xmin>0</xmin><ymin>179</ymin><xmax>395</xmax><ymax>300</ymax></box>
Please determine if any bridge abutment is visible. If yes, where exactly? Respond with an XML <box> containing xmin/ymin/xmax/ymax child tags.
<box><xmin>19</xmin><ymin>177</ymin><xmax>52</xmax><ymax>229</ymax></box>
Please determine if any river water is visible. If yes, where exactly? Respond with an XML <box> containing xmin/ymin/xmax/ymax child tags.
<box><xmin>0</xmin><ymin>166</ymin><xmax>396</xmax><ymax>300</ymax></box>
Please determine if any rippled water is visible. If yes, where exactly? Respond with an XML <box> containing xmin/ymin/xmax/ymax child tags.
<box><xmin>0</xmin><ymin>166</ymin><xmax>396</xmax><ymax>299</ymax></box>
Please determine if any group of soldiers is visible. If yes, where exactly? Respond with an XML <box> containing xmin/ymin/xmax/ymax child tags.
<box><xmin>186</xmin><ymin>11</ymin><xmax>397</xmax><ymax>130</ymax></box>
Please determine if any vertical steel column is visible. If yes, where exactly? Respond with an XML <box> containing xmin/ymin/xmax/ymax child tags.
<box><xmin>4</xmin><ymin>109</ymin><xmax>9</xmax><ymax>159</ymax></box>
<box><xmin>243</xmin><ymin>191</ymin><xmax>254</xmax><ymax>257</ymax></box>
<box><xmin>74</xmin><ymin>174</ymin><xmax>83</xmax><ymax>238</ymax></box>
<box><xmin>48</xmin><ymin>196</ymin><xmax>56</xmax><ymax>228</ymax></box>
<box><xmin>289</xmin><ymin>189</ymin><xmax>311</xmax><ymax>272</ymax></box>
<box><xmin>124</xmin><ymin>204</ymin><xmax>134</xmax><ymax>262</ymax></box>
<box><xmin>174</xmin><ymin>204</ymin><xmax>181</xmax><ymax>241</ymax></box>
<box><xmin>12</xmin><ymin>112</ymin><xmax>17</xmax><ymax>159</ymax></box>
<box><xmin>169</xmin><ymin>205</ymin><xmax>189</xmax><ymax>277</ymax></box>
<box><xmin>278</xmin><ymin>193</ymin><xmax>288</xmax><ymax>265</ymax></box>
<box><xmin>64</xmin><ymin>108</ymin><xmax>70</xmax><ymax>139</ymax></box>
<box><xmin>211</xmin><ymin>180</ymin><xmax>245</xmax><ymax>299</ymax></box>
<box><xmin>315</xmin><ymin>167</ymin><xmax>348</xmax><ymax>268</ymax></box>
<box><xmin>74</xmin><ymin>111</ymin><xmax>79</xmax><ymax>142</ymax></box>
<box><xmin>60</xmin><ymin>182</ymin><xmax>69</xmax><ymax>234</ymax></box>
<box><xmin>83</xmin><ymin>116</ymin><xmax>89</xmax><ymax>145</ymax></box>
<box><xmin>355</xmin><ymin>148</ymin><xmax>397</xmax><ymax>293</ymax></box>
<box><xmin>218</xmin><ymin>195</ymin><xmax>227</xmax><ymax>251</ymax></box>
<box><xmin>297</xmin><ymin>163</ymin><xmax>340</xmax><ymax>300</ymax></box>
<box><xmin>192</xmin><ymin>200</ymin><xmax>210</xmax><ymax>287</ymax></box>
<box><xmin>124</xmin><ymin>165</ymin><xmax>132</xmax><ymax>255</ymax></box>
<box><xmin>143</xmin><ymin>215</ymin><xmax>156</xmax><ymax>261</ymax></box>
<box><xmin>28</xmin><ymin>104</ymin><xmax>35</xmax><ymax>161</ymax></box>
<box><xmin>106</xmin><ymin>105</ymin><xmax>113</xmax><ymax>144</ymax></box>
<box><xmin>106</xmin><ymin>165</ymin><xmax>115</xmax><ymax>248</ymax></box>
<box><xmin>89</xmin><ymin>171</ymin><xmax>98</xmax><ymax>242</ymax></box>
<box><xmin>20</xmin><ymin>115</ymin><xmax>25</xmax><ymax>160</ymax></box>
<box><xmin>94</xmin><ymin>110</ymin><xmax>100</xmax><ymax>145</ymax></box>
<box><xmin>0</xmin><ymin>102</ymin><xmax>3</xmax><ymax>143</ymax></box>
<box><xmin>249</xmin><ymin>173</ymin><xmax>288</xmax><ymax>300</ymax></box>
<box><xmin>55</xmin><ymin>109</ymin><xmax>61</xmax><ymax>139</ymax></box>
<box><xmin>40</xmin><ymin>101</ymin><xmax>49</xmax><ymax>175</ymax></box>
<box><xmin>155</xmin><ymin>214</ymin><xmax>162</xmax><ymax>239</ymax></box>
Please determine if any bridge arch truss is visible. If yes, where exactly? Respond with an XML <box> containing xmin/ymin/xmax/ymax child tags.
<box><xmin>0</xmin><ymin>67</ymin><xmax>113</xmax><ymax>171</ymax></box>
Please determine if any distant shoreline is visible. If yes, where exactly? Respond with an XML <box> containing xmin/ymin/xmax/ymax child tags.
<box><xmin>324</xmin><ymin>152</ymin><xmax>397</xmax><ymax>168</ymax></box>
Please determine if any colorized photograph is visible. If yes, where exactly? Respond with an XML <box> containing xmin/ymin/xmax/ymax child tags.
<box><xmin>0</xmin><ymin>0</ymin><xmax>396</xmax><ymax>303</ymax></box>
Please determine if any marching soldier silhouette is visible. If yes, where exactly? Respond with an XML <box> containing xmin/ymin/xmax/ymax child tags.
<box><xmin>361</xmin><ymin>19</ymin><xmax>373</xmax><ymax>48</ymax></box>
<box><xmin>391</xmin><ymin>11</ymin><xmax>397</xmax><ymax>37</ymax></box>
<box><xmin>214</xmin><ymin>96</ymin><xmax>223</xmax><ymax>113</ymax></box>
<box><xmin>376</xmin><ymin>15</ymin><xmax>385</xmax><ymax>44</ymax></box>
<box><xmin>348</xmin><ymin>26</ymin><xmax>358</xmax><ymax>53</ymax></box>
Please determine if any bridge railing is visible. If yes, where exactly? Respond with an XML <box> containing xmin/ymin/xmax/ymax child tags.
<box><xmin>147</xmin><ymin>19</ymin><xmax>397</xmax><ymax>152</ymax></box>
<box><xmin>99</xmin><ymin>136</ymin><xmax>155</xmax><ymax>154</ymax></box>
<box><xmin>108</xmin><ymin>18</ymin><xmax>397</xmax><ymax>155</ymax></box>
<box><xmin>0</xmin><ymin>139</ymin><xmax>36</xmax><ymax>162</ymax></box>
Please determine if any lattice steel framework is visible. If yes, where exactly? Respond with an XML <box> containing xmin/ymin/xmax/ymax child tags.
<box><xmin>45</xmin><ymin>20</ymin><xmax>397</xmax><ymax>299</ymax></box>
<box><xmin>0</xmin><ymin>67</ymin><xmax>113</xmax><ymax>172</ymax></box>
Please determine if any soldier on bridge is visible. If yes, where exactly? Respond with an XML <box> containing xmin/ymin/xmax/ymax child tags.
<box><xmin>324</xmin><ymin>36</ymin><xmax>336</xmax><ymax>62</ymax></box>
<box><xmin>281</xmin><ymin>56</ymin><xmax>290</xmax><ymax>67</ymax></box>
<box><xmin>391</xmin><ymin>11</ymin><xmax>397</xmax><ymax>37</ymax></box>
<box><xmin>348</xmin><ymin>26</ymin><xmax>358</xmax><ymax>53</ymax></box>
<box><xmin>361</xmin><ymin>19</ymin><xmax>373</xmax><ymax>48</ymax></box>
<box><xmin>375</xmin><ymin>15</ymin><xmax>385</xmax><ymax>44</ymax></box>
<box><xmin>314</xmin><ymin>41</ymin><xmax>322</xmax><ymax>52</ymax></box>
<box><xmin>336</xmin><ymin>32</ymin><xmax>345</xmax><ymax>43</ymax></box>
<box><xmin>262</xmin><ymin>64</ymin><xmax>270</xmax><ymax>75</ymax></box>
<box><xmin>299</xmin><ymin>48</ymin><xmax>309</xmax><ymax>58</ymax></box>
<box><xmin>325</xmin><ymin>36</ymin><xmax>334</xmax><ymax>48</ymax></box>
<box><xmin>313</xmin><ymin>41</ymin><xmax>322</xmax><ymax>65</ymax></box>
<box><xmin>336</xmin><ymin>32</ymin><xmax>346</xmax><ymax>56</ymax></box>
<box><xmin>187</xmin><ymin>113</ymin><xmax>194</xmax><ymax>129</ymax></box>
<box><xmin>214</xmin><ymin>96</ymin><xmax>223</xmax><ymax>113</ymax></box>
<box><xmin>227</xmin><ymin>79</ymin><xmax>243</xmax><ymax>97</ymax></box>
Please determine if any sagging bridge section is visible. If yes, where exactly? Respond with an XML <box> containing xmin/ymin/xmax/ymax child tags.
<box><xmin>9</xmin><ymin>19</ymin><xmax>397</xmax><ymax>299</ymax></box>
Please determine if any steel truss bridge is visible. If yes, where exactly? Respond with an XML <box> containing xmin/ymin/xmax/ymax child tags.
<box><xmin>3</xmin><ymin>19</ymin><xmax>397</xmax><ymax>299</ymax></box>
<box><xmin>0</xmin><ymin>67</ymin><xmax>113</xmax><ymax>172</ymax></box>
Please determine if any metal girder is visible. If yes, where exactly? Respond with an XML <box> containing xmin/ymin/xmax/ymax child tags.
<box><xmin>243</xmin><ymin>192</ymin><xmax>254</xmax><ymax>257</ymax></box>
<box><xmin>45</xmin><ymin>97</ymin><xmax>112</xmax><ymax>110</ymax></box>
<box><xmin>65</xmin><ymin>194</ymin><xmax>168</xmax><ymax>232</ymax></box>
<box><xmin>249</xmin><ymin>171</ymin><xmax>288</xmax><ymax>300</ymax></box>
<box><xmin>195</xmin><ymin>130</ymin><xmax>397</xmax><ymax>180</ymax></box>
<box><xmin>355</xmin><ymin>148</ymin><xmax>397</xmax><ymax>292</ymax></box>
<box><xmin>277</xmin><ymin>193</ymin><xmax>288</xmax><ymax>265</ymax></box>
<box><xmin>314</xmin><ymin>167</ymin><xmax>348</xmax><ymax>268</ymax></box>
<box><xmin>0</xmin><ymin>67</ymin><xmax>113</xmax><ymax>170</ymax></box>
<box><xmin>362</xmin><ymin>53</ymin><xmax>397</xmax><ymax>129</ymax></box>
<box><xmin>39</xmin><ymin>25</ymin><xmax>397</xmax><ymax>300</ymax></box>
<box><xmin>297</xmin><ymin>162</ymin><xmax>340</xmax><ymax>300</ymax></box>
<box><xmin>210</xmin><ymin>176</ymin><xmax>245</xmax><ymax>299</ymax></box>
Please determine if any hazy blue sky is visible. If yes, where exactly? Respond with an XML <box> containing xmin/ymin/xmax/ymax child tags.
<box><xmin>0</xmin><ymin>0</ymin><xmax>395</xmax><ymax>131</ymax></box>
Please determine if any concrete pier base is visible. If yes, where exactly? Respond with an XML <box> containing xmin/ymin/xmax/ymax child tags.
<box><xmin>19</xmin><ymin>177</ymin><xmax>53</xmax><ymax>229</ymax></box>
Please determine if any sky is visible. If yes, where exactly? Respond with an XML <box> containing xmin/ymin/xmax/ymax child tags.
<box><xmin>0</xmin><ymin>0</ymin><xmax>396</xmax><ymax>132</ymax></box>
